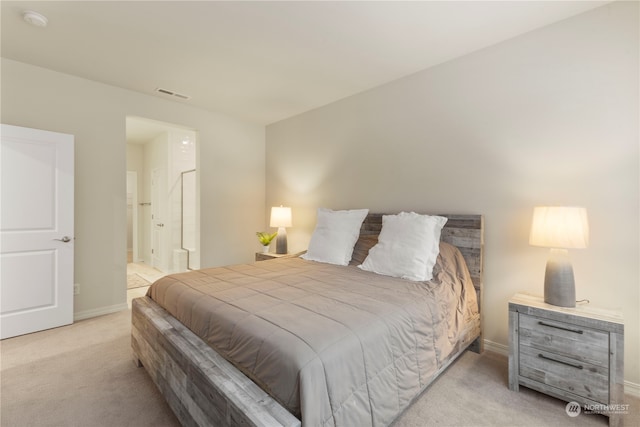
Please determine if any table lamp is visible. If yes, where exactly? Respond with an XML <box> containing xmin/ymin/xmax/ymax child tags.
<box><xmin>529</xmin><ymin>206</ymin><xmax>589</xmax><ymax>307</ymax></box>
<box><xmin>270</xmin><ymin>206</ymin><xmax>292</xmax><ymax>254</ymax></box>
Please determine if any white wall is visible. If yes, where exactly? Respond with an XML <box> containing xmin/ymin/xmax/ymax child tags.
<box><xmin>1</xmin><ymin>58</ymin><xmax>266</xmax><ymax>319</ymax></box>
<box><xmin>266</xmin><ymin>2</ymin><xmax>639</xmax><ymax>386</ymax></box>
<box><xmin>168</xmin><ymin>129</ymin><xmax>197</xmax><ymax>271</ymax></box>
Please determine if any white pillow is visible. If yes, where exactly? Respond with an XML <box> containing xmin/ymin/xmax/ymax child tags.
<box><xmin>359</xmin><ymin>212</ymin><xmax>447</xmax><ymax>281</ymax></box>
<box><xmin>301</xmin><ymin>208</ymin><xmax>369</xmax><ymax>266</ymax></box>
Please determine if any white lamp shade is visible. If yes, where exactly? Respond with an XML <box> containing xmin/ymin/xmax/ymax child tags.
<box><xmin>270</xmin><ymin>206</ymin><xmax>292</xmax><ymax>228</ymax></box>
<box><xmin>529</xmin><ymin>206</ymin><xmax>589</xmax><ymax>249</ymax></box>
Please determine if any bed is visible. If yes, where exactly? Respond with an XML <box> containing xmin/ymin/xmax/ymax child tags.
<box><xmin>132</xmin><ymin>213</ymin><xmax>483</xmax><ymax>427</ymax></box>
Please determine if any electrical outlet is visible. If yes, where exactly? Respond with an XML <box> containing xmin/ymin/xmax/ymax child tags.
<box><xmin>74</xmin><ymin>283</ymin><xmax>80</xmax><ymax>295</ymax></box>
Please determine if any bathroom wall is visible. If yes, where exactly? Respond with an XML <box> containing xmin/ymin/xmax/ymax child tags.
<box><xmin>168</xmin><ymin>129</ymin><xmax>198</xmax><ymax>271</ymax></box>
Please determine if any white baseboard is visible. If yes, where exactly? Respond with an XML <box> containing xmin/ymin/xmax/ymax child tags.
<box><xmin>482</xmin><ymin>339</ymin><xmax>640</xmax><ymax>398</ymax></box>
<box><xmin>625</xmin><ymin>381</ymin><xmax>640</xmax><ymax>398</ymax></box>
<box><xmin>483</xmin><ymin>339</ymin><xmax>508</xmax><ymax>356</ymax></box>
<box><xmin>74</xmin><ymin>303</ymin><xmax>128</xmax><ymax>322</ymax></box>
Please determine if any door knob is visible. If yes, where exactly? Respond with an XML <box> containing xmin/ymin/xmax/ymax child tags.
<box><xmin>53</xmin><ymin>236</ymin><xmax>72</xmax><ymax>242</ymax></box>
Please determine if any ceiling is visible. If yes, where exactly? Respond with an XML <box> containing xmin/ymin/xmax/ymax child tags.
<box><xmin>2</xmin><ymin>1</ymin><xmax>611</xmax><ymax>125</ymax></box>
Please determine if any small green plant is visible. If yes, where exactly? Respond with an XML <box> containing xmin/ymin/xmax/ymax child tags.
<box><xmin>256</xmin><ymin>231</ymin><xmax>278</xmax><ymax>246</ymax></box>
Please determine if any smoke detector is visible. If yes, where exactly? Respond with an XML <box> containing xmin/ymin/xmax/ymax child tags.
<box><xmin>23</xmin><ymin>10</ymin><xmax>48</xmax><ymax>27</ymax></box>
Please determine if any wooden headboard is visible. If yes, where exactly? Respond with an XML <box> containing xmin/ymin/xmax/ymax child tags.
<box><xmin>360</xmin><ymin>213</ymin><xmax>484</xmax><ymax>351</ymax></box>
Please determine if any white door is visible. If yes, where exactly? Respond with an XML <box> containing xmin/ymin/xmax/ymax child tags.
<box><xmin>0</xmin><ymin>124</ymin><xmax>74</xmax><ymax>339</ymax></box>
<box><xmin>126</xmin><ymin>171</ymin><xmax>138</xmax><ymax>263</ymax></box>
<box><xmin>151</xmin><ymin>167</ymin><xmax>167</xmax><ymax>272</ymax></box>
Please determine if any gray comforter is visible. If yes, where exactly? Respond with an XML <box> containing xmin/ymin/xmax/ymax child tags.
<box><xmin>147</xmin><ymin>242</ymin><xmax>479</xmax><ymax>427</ymax></box>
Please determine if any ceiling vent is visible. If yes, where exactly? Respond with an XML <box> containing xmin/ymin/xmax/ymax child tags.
<box><xmin>155</xmin><ymin>87</ymin><xmax>191</xmax><ymax>100</ymax></box>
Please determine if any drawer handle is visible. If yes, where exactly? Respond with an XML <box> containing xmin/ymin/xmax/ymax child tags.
<box><xmin>538</xmin><ymin>353</ymin><xmax>584</xmax><ymax>370</ymax></box>
<box><xmin>538</xmin><ymin>321</ymin><xmax>583</xmax><ymax>334</ymax></box>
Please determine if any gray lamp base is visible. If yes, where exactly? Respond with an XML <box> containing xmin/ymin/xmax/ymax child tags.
<box><xmin>275</xmin><ymin>227</ymin><xmax>288</xmax><ymax>254</ymax></box>
<box><xmin>543</xmin><ymin>248</ymin><xmax>576</xmax><ymax>308</ymax></box>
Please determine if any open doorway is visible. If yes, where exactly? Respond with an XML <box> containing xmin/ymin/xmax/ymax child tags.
<box><xmin>125</xmin><ymin>116</ymin><xmax>200</xmax><ymax>299</ymax></box>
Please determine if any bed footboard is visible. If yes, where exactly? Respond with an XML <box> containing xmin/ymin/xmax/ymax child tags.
<box><xmin>131</xmin><ymin>296</ymin><xmax>301</xmax><ymax>427</ymax></box>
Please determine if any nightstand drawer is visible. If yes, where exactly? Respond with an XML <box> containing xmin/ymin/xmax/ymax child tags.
<box><xmin>519</xmin><ymin>313</ymin><xmax>609</xmax><ymax>368</ymax></box>
<box><xmin>519</xmin><ymin>345</ymin><xmax>609</xmax><ymax>402</ymax></box>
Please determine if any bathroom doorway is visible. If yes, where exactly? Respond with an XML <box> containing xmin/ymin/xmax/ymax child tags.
<box><xmin>125</xmin><ymin>116</ymin><xmax>199</xmax><ymax>296</ymax></box>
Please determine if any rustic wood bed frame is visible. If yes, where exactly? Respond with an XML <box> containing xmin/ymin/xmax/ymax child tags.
<box><xmin>131</xmin><ymin>213</ymin><xmax>484</xmax><ymax>427</ymax></box>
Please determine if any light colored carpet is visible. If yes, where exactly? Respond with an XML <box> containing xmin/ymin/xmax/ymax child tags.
<box><xmin>1</xmin><ymin>309</ymin><xmax>638</xmax><ymax>427</ymax></box>
<box><xmin>1</xmin><ymin>309</ymin><xmax>178</xmax><ymax>427</ymax></box>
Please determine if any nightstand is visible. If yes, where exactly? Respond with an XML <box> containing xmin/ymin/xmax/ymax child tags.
<box><xmin>255</xmin><ymin>252</ymin><xmax>292</xmax><ymax>261</ymax></box>
<box><xmin>255</xmin><ymin>251</ymin><xmax>307</xmax><ymax>262</ymax></box>
<box><xmin>508</xmin><ymin>293</ymin><xmax>624</xmax><ymax>426</ymax></box>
